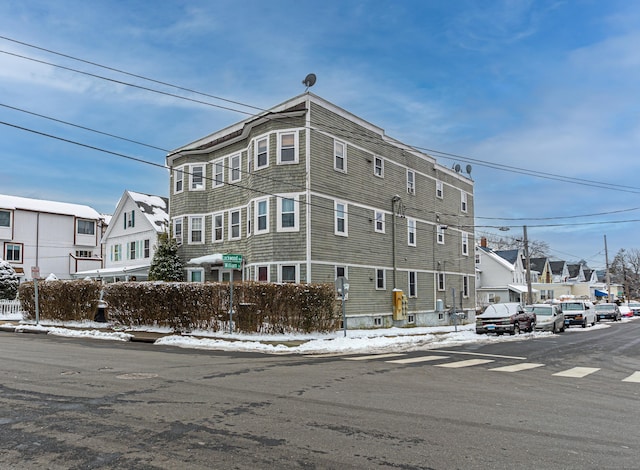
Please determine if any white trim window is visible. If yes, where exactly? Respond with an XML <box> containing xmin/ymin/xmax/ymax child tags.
<box><xmin>213</xmin><ymin>212</ymin><xmax>224</xmax><ymax>242</ymax></box>
<box><xmin>462</xmin><ymin>232</ymin><xmax>469</xmax><ymax>256</ymax></box>
<box><xmin>213</xmin><ymin>158</ymin><xmax>224</xmax><ymax>187</ymax></box>
<box><xmin>277</xmin><ymin>194</ymin><xmax>299</xmax><ymax>231</ymax></box>
<box><xmin>229</xmin><ymin>210</ymin><xmax>241</xmax><ymax>240</ymax></box>
<box><xmin>374</xmin><ymin>156</ymin><xmax>384</xmax><ymax>177</ymax></box>
<box><xmin>475</xmin><ymin>252</ymin><xmax>481</xmax><ymax>264</ymax></box>
<box><xmin>407</xmin><ymin>218</ymin><xmax>416</xmax><ymax>246</ymax></box>
<box><xmin>461</xmin><ymin>191</ymin><xmax>468</xmax><ymax>213</ymax></box>
<box><xmin>437</xmin><ymin>272</ymin><xmax>446</xmax><ymax>291</ymax></box>
<box><xmin>0</xmin><ymin>209</ymin><xmax>12</xmax><ymax>227</ymax></box>
<box><xmin>174</xmin><ymin>168</ymin><xmax>184</xmax><ymax>194</ymax></box>
<box><xmin>463</xmin><ymin>275</ymin><xmax>469</xmax><ymax>298</ymax></box>
<box><xmin>255</xmin><ymin>136</ymin><xmax>269</xmax><ymax>170</ymax></box>
<box><xmin>335</xmin><ymin>201</ymin><xmax>348</xmax><ymax>236</ymax></box>
<box><xmin>334</xmin><ymin>140</ymin><xmax>346</xmax><ymax>172</ymax></box>
<box><xmin>437</xmin><ymin>225</ymin><xmax>445</xmax><ymax>244</ymax></box>
<box><xmin>187</xmin><ymin>268</ymin><xmax>204</xmax><ymax>283</ymax></box>
<box><xmin>408</xmin><ymin>271</ymin><xmax>417</xmax><ymax>298</ymax></box>
<box><xmin>190</xmin><ymin>164</ymin><xmax>205</xmax><ymax>190</ymax></box>
<box><xmin>255</xmin><ymin>197</ymin><xmax>269</xmax><ymax>234</ymax></box>
<box><xmin>374</xmin><ymin>210</ymin><xmax>385</xmax><ymax>233</ymax></box>
<box><xmin>436</xmin><ymin>180</ymin><xmax>443</xmax><ymax>199</ymax></box>
<box><xmin>278</xmin><ymin>131</ymin><xmax>298</xmax><ymax>164</ymax></box>
<box><xmin>407</xmin><ymin>169</ymin><xmax>415</xmax><ymax>194</ymax></box>
<box><xmin>173</xmin><ymin>218</ymin><xmax>183</xmax><ymax>245</ymax></box>
<box><xmin>110</xmin><ymin>244</ymin><xmax>122</xmax><ymax>262</ymax></box>
<box><xmin>189</xmin><ymin>216</ymin><xmax>204</xmax><ymax>244</ymax></box>
<box><xmin>77</xmin><ymin>219</ymin><xmax>95</xmax><ymax>235</ymax></box>
<box><xmin>376</xmin><ymin>268</ymin><xmax>386</xmax><ymax>290</ymax></box>
<box><xmin>280</xmin><ymin>264</ymin><xmax>298</xmax><ymax>283</ymax></box>
<box><xmin>229</xmin><ymin>154</ymin><xmax>241</xmax><ymax>183</ymax></box>
<box><xmin>5</xmin><ymin>243</ymin><xmax>22</xmax><ymax>263</ymax></box>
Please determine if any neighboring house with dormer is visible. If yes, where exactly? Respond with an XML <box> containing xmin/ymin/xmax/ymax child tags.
<box><xmin>566</xmin><ymin>263</ymin><xmax>586</xmax><ymax>282</ymax></box>
<box><xmin>0</xmin><ymin>193</ymin><xmax>103</xmax><ymax>281</ymax></box>
<box><xmin>166</xmin><ymin>92</ymin><xmax>476</xmax><ymax>328</ymax></box>
<box><xmin>74</xmin><ymin>191</ymin><xmax>168</xmax><ymax>281</ymax></box>
<box><xmin>549</xmin><ymin>260</ymin><xmax>570</xmax><ymax>283</ymax></box>
<box><xmin>529</xmin><ymin>257</ymin><xmax>552</xmax><ymax>283</ymax></box>
<box><xmin>475</xmin><ymin>245</ymin><xmax>535</xmax><ymax>306</ymax></box>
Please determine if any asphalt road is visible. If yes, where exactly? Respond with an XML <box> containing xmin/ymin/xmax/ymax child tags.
<box><xmin>1</xmin><ymin>320</ymin><xmax>639</xmax><ymax>469</ymax></box>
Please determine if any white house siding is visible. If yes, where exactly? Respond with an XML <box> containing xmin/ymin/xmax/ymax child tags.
<box><xmin>0</xmin><ymin>194</ymin><xmax>102</xmax><ymax>280</ymax></box>
<box><xmin>167</xmin><ymin>94</ymin><xmax>475</xmax><ymax>327</ymax></box>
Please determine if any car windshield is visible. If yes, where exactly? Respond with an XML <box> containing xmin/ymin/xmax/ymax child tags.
<box><xmin>595</xmin><ymin>305</ymin><xmax>615</xmax><ymax>311</ymax></box>
<box><xmin>628</xmin><ymin>303</ymin><xmax>640</xmax><ymax>308</ymax></box>
<box><xmin>529</xmin><ymin>307</ymin><xmax>552</xmax><ymax>315</ymax></box>
<box><xmin>561</xmin><ymin>303</ymin><xmax>584</xmax><ymax>310</ymax></box>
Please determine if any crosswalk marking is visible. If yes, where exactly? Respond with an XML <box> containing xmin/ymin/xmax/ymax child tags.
<box><xmin>386</xmin><ymin>355</ymin><xmax>449</xmax><ymax>364</ymax></box>
<box><xmin>622</xmin><ymin>372</ymin><xmax>640</xmax><ymax>383</ymax></box>
<box><xmin>342</xmin><ymin>353</ymin><xmax>405</xmax><ymax>361</ymax></box>
<box><xmin>553</xmin><ymin>367</ymin><xmax>600</xmax><ymax>378</ymax></box>
<box><xmin>435</xmin><ymin>358</ymin><xmax>494</xmax><ymax>368</ymax></box>
<box><xmin>489</xmin><ymin>363</ymin><xmax>545</xmax><ymax>373</ymax></box>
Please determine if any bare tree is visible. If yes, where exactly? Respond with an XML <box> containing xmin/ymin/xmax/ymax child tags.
<box><xmin>610</xmin><ymin>248</ymin><xmax>640</xmax><ymax>300</ymax></box>
<box><xmin>482</xmin><ymin>233</ymin><xmax>550</xmax><ymax>258</ymax></box>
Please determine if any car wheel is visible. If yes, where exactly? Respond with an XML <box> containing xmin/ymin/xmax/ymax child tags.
<box><xmin>582</xmin><ymin>319</ymin><xmax>587</xmax><ymax>328</ymax></box>
<box><xmin>560</xmin><ymin>323</ymin><xmax>565</xmax><ymax>332</ymax></box>
<box><xmin>592</xmin><ymin>318</ymin><xmax>596</xmax><ymax>326</ymax></box>
<box><xmin>551</xmin><ymin>323</ymin><xmax>557</xmax><ymax>334</ymax></box>
<box><xmin>511</xmin><ymin>323</ymin><xmax>520</xmax><ymax>335</ymax></box>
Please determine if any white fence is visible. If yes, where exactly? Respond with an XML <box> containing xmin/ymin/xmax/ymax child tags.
<box><xmin>0</xmin><ymin>299</ymin><xmax>23</xmax><ymax>316</ymax></box>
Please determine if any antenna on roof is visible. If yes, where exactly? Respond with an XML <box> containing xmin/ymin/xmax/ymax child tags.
<box><xmin>302</xmin><ymin>73</ymin><xmax>317</xmax><ymax>91</ymax></box>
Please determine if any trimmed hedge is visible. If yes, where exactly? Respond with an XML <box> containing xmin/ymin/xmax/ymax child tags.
<box><xmin>18</xmin><ymin>280</ymin><xmax>339</xmax><ymax>334</ymax></box>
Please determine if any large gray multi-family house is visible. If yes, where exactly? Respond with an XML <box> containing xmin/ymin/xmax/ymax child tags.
<box><xmin>166</xmin><ymin>93</ymin><xmax>475</xmax><ymax>328</ymax></box>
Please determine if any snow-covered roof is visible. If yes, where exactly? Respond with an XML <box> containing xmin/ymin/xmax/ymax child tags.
<box><xmin>188</xmin><ymin>253</ymin><xmax>224</xmax><ymax>265</ymax></box>
<box><xmin>127</xmin><ymin>191</ymin><xmax>169</xmax><ymax>232</ymax></box>
<box><xmin>0</xmin><ymin>194</ymin><xmax>101</xmax><ymax>219</ymax></box>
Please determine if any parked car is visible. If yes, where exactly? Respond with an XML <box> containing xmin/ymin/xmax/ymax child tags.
<box><xmin>594</xmin><ymin>303</ymin><xmax>621</xmax><ymax>322</ymax></box>
<box><xmin>527</xmin><ymin>304</ymin><xmax>565</xmax><ymax>333</ymax></box>
<box><xmin>627</xmin><ymin>301</ymin><xmax>640</xmax><ymax>316</ymax></box>
<box><xmin>476</xmin><ymin>303</ymin><xmax>536</xmax><ymax>335</ymax></box>
<box><xmin>618</xmin><ymin>305</ymin><xmax>633</xmax><ymax>318</ymax></box>
<box><xmin>560</xmin><ymin>300</ymin><xmax>596</xmax><ymax>328</ymax></box>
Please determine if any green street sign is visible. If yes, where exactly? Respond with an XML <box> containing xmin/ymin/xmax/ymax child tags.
<box><xmin>223</xmin><ymin>254</ymin><xmax>242</xmax><ymax>269</ymax></box>
<box><xmin>223</xmin><ymin>262</ymin><xmax>241</xmax><ymax>269</ymax></box>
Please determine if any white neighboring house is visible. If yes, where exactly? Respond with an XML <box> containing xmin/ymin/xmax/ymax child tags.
<box><xmin>75</xmin><ymin>191</ymin><xmax>168</xmax><ymax>281</ymax></box>
<box><xmin>0</xmin><ymin>194</ymin><xmax>104</xmax><ymax>281</ymax></box>
<box><xmin>475</xmin><ymin>245</ymin><xmax>537</xmax><ymax>307</ymax></box>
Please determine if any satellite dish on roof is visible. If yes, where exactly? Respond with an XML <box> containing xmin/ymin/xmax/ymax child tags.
<box><xmin>466</xmin><ymin>164</ymin><xmax>472</xmax><ymax>175</ymax></box>
<box><xmin>302</xmin><ymin>73</ymin><xmax>317</xmax><ymax>90</ymax></box>
<box><xmin>454</xmin><ymin>164</ymin><xmax>461</xmax><ymax>173</ymax></box>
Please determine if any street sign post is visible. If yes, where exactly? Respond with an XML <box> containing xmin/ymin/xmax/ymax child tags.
<box><xmin>31</xmin><ymin>266</ymin><xmax>40</xmax><ymax>325</ymax></box>
<box><xmin>222</xmin><ymin>254</ymin><xmax>243</xmax><ymax>333</ymax></box>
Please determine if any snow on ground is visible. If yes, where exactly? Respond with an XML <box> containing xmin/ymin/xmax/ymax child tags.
<box><xmin>1</xmin><ymin>312</ymin><xmax>635</xmax><ymax>355</ymax></box>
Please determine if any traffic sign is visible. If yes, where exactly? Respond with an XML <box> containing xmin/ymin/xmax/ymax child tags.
<box><xmin>222</xmin><ymin>254</ymin><xmax>242</xmax><ymax>269</ymax></box>
<box><xmin>31</xmin><ymin>266</ymin><xmax>40</xmax><ymax>279</ymax></box>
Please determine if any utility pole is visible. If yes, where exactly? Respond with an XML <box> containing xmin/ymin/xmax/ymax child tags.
<box><xmin>604</xmin><ymin>234</ymin><xmax>611</xmax><ymax>302</ymax></box>
<box><xmin>523</xmin><ymin>225</ymin><xmax>533</xmax><ymax>304</ymax></box>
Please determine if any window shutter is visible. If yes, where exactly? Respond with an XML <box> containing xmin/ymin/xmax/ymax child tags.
<box><xmin>124</xmin><ymin>213</ymin><xmax>127</xmax><ymax>229</ymax></box>
<box><xmin>131</xmin><ymin>210</ymin><xmax>135</xmax><ymax>227</ymax></box>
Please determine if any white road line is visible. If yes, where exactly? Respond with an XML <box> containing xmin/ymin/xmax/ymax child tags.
<box><xmin>435</xmin><ymin>359</ymin><xmax>495</xmax><ymax>368</ymax></box>
<box><xmin>433</xmin><ymin>350</ymin><xmax>526</xmax><ymax>360</ymax></box>
<box><xmin>342</xmin><ymin>353</ymin><xmax>406</xmax><ymax>361</ymax></box>
<box><xmin>622</xmin><ymin>372</ymin><xmax>640</xmax><ymax>383</ymax></box>
<box><xmin>553</xmin><ymin>367</ymin><xmax>600</xmax><ymax>378</ymax></box>
<box><xmin>489</xmin><ymin>363</ymin><xmax>545</xmax><ymax>373</ymax></box>
<box><xmin>386</xmin><ymin>355</ymin><xmax>449</xmax><ymax>364</ymax></box>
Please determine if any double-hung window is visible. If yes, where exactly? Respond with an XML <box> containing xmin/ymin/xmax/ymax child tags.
<box><xmin>213</xmin><ymin>213</ymin><xmax>224</xmax><ymax>242</ymax></box>
<box><xmin>335</xmin><ymin>201</ymin><xmax>348</xmax><ymax>236</ymax></box>
<box><xmin>277</xmin><ymin>195</ymin><xmax>298</xmax><ymax>231</ymax></box>
<box><xmin>436</xmin><ymin>180</ymin><xmax>443</xmax><ymax>199</ymax></box>
<box><xmin>111</xmin><ymin>244</ymin><xmax>121</xmax><ymax>262</ymax></box>
<box><xmin>376</xmin><ymin>269</ymin><xmax>386</xmax><ymax>290</ymax></box>
<box><xmin>437</xmin><ymin>272</ymin><xmax>446</xmax><ymax>291</ymax></box>
<box><xmin>407</xmin><ymin>218</ymin><xmax>416</xmax><ymax>246</ymax></box>
<box><xmin>255</xmin><ymin>137</ymin><xmax>269</xmax><ymax>169</ymax></box>
<box><xmin>407</xmin><ymin>169</ymin><xmax>415</xmax><ymax>194</ymax></box>
<box><xmin>463</xmin><ymin>276</ymin><xmax>469</xmax><ymax>298</ymax></box>
<box><xmin>213</xmin><ymin>159</ymin><xmax>224</xmax><ymax>187</ymax></box>
<box><xmin>256</xmin><ymin>266</ymin><xmax>269</xmax><ymax>282</ymax></box>
<box><xmin>173</xmin><ymin>218</ymin><xmax>183</xmax><ymax>245</ymax></box>
<box><xmin>462</xmin><ymin>232</ymin><xmax>469</xmax><ymax>256</ymax></box>
<box><xmin>174</xmin><ymin>168</ymin><xmax>184</xmax><ymax>193</ymax></box>
<box><xmin>408</xmin><ymin>271</ymin><xmax>417</xmax><ymax>297</ymax></box>
<box><xmin>461</xmin><ymin>191</ymin><xmax>468</xmax><ymax>212</ymax></box>
<box><xmin>229</xmin><ymin>154</ymin><xmax>241</xmax><ymax>182</ymax></box>
<box><xmin>374</xmin><ymin>210</ymin><xmax>385</xmax><ymax>233</ymax></box>
<box><xmin>191</xmin><ymin>164</ymin><xmax>204</xmax><ymax>190</ymax></box>
<box><xmin>255</xmin><ymin>198</ymin><xmax>269</xmax><ymax>234</ymax></box>
<box><xmin>437</xmin><ymin>225</ymin><xmax>445</xmax><ymax>244</ymax></box>
<box><xmin>189</xmin><ymin>216</ymin><xmax>204</xmax><ymax>244</ymax></box>
<box><xmin>280</xmin><ymin>265</ymin><xmax>297</xmax><ymax>283</ymax></box>
<box><xmin>334</xmin><ymin>140</ymin><xmax>346</xmax><ymax>172</ymax></box>
<box><xmin>229</xmin><ymin>210</ymin><xmax>241</xmax><ymax>240</ymax></box>
<box><xmin>278</xmin><ymin>132</ymin><xmax>297</xmax><ymax>164</ymax></box>
<box><xmin>374</xmin><ymin>156</ymin><xmax>384</xmax><ymax>177</ymax></box>
<box><xmin>0</xmin><ymin>210</ymin><xmax>10</xmax><ymax>227</ymax></box>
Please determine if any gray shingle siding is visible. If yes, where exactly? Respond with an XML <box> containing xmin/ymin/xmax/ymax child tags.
<box><xmin>167</xmin><ymin>93</ymin><xmax>475</xmax><ymax>326</ymax></box>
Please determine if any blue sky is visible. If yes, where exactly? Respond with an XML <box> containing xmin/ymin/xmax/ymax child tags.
<box><xmin>1</xmin><ymin>0</ymin><xmax>639</xmax><ymax>270</ymax></box>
